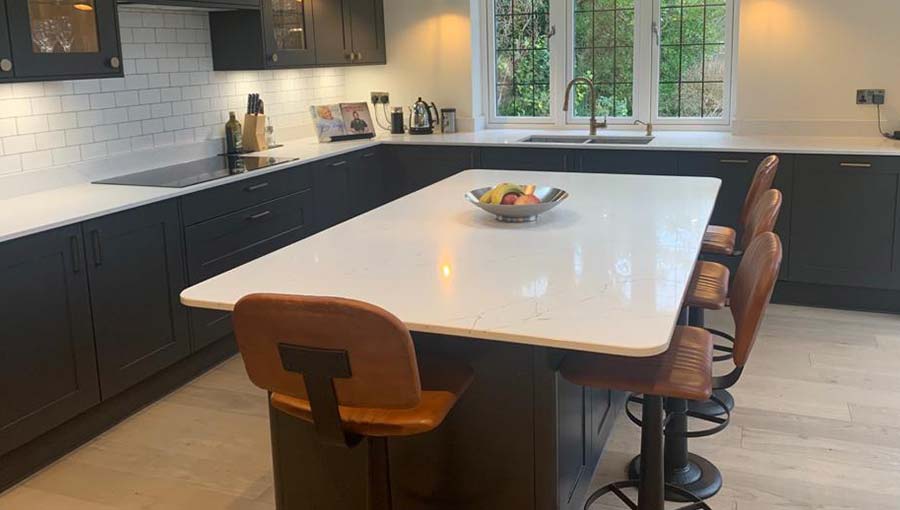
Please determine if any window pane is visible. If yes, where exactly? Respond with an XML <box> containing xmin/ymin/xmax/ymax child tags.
<box><xmin>572</xmin><ymin>0</ymin><xmax>635</xmax><ymax>118</ymax></box>
<box><xmin>493</xmin><ymin>0</ymin><xmax>551</xmax><ymax>117</ymax></box>
<box><xmin>657</xmin><ymin>1</ymin><xmax>729</xmax><ymax>119</ymax></box>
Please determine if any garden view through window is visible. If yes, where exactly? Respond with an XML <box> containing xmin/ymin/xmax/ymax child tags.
<box><xmin>491</xmin><ymin>0</ymin><xmax>733</xmax><ymax>123</ymax></box>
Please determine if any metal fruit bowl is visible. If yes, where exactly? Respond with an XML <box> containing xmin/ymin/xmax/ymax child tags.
<box><xmin>465</xmin><ymin>186</ymin><xmax>569</xmax><ymax>223</ymax></box>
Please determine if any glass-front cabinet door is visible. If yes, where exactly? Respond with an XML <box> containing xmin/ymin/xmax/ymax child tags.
<box><xmin>5</xmin><ymin>0</ymin><xmax>122</xmax><ymax>80</ymax></box>
<box><xmin>263</xmin><ymin>0</ymin><xmax>316</xmax><ymax>67</ymax></box>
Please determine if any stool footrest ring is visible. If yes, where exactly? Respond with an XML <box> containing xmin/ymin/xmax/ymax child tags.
<box><xmin>625</xmin><ymin>393</ymin><xmax>731</xmax><ymax>438</ymax></box>
<box><xmin>584</xmin><ymin>480</ymin><xmax>712</xmax><ymax>510</ymax></box>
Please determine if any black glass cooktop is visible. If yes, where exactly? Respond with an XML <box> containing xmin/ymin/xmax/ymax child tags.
<box><xmin>94</xmin><ymin>155</ymin><xmax>298</xmax><ymax>188</ymax></box>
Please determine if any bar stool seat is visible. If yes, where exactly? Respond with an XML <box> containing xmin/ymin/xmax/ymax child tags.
<box><xmin>271</xmin><ymin>358</ymin><xmax>473</xmax><ymax>437</ymax></box>
<box><xmin>685</xmin><ymin>261</ymin><xmax>730</xmax><ymax>311</ymax></box>
<box><xmin>561</xmin><ymin>327</ymin><xmax>713</xmax><ymax>402</ymax></box>
<box><xmin>701</xmin><ymin>226</ymin><xmax>737</xmax><ymax>256</ymax></box>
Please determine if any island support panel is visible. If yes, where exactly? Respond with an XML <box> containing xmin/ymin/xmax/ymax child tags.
<box><xmin>269</xmin><ymin>332</ymin><xmax>624</xmax><ymax>510</ymax></box>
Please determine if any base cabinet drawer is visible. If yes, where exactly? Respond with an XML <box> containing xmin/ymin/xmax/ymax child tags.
<box><xmin>0</xmin><ymin>226</ymin><xmax>99</xmax><ymax>456</ymax></box>
<box><xmin>480</xmin><ymin>147</ymin><xmax>573</xmax><ymax>172</ymax></box>
<box><xmin>184</xmin><ymin>189</ymin><xmax>314</xmax><ymax>349</ymax></box>
<box><xmin>577</xmin><ymin>150</ymin><xmax>677</xmax><ymax>175</ymax></box>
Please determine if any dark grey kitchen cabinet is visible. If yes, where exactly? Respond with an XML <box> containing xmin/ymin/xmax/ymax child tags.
<box><xmin>314</xmin><ymin>0</ymin><xmax>385</xmax><ymax>65</ymax></box>
<box><xmin>0</xmin><ymin>1</ymin><xmax>11</xmax><ymax>82</ymax></box>
<box><xmin>210</xmin><ymin>0</ymin><xmax>317</xmax><ymax>70</ymax></box>
<box><xmin>349</xmin><ymin>147</ymin><xmax>386</xmax><ymax>215</ymax></box>
<box><xmin>4</xmin><ymin>0</ymin><xmax>123</xmax><ymax>81</ymax></box>
<box><xmin>313</xmin><ymin>154</ymin><xmax>354</xmax><ymax>231</ymax></box>
<box><xmin>789</xmin><ymin>155</ymin><xmax>900</xmax><ymax>290</ymax></box>
<box><xmin>576</xmin><ymin>149</ymin><xmax>677</xmax><ymax>175</ymax></box>
<box><xmin>130</xmin><ymin>0</ymin><xmax>259</xmax><ymax>8</ymax></box>
<box><xmin>479</xmin><ymin>147</ymin><xmax>575</xmax><ymax>172</ymax></box>
<box><xmin>0</xmin><ymin>226</ymin><xmax>99</xmax><ymax>456</ymax></box>
<box><xmin>386</xmin><ymin>145</ymin><xmax>477</xmax><ymax>197</ymax></box>
<box><xmin>83</xmin><ymin>200</ymin><xmax>191</xmax><ymax>399</ymax></box>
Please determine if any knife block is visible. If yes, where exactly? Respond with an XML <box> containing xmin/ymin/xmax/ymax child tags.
<box><xmin>242</xmin><ymin>114</ymin><xmax>267</xmax><ymax>152</ymax></box>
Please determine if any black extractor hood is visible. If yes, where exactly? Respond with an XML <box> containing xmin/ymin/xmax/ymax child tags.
<box><xmin>116</xmin><ymin>0</ymin><xmax>259</xmax><ymax>9</ymax></box>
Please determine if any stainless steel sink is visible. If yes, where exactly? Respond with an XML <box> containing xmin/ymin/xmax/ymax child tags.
<box><xmin>519</xmin><ymin>134</ymin><xmax>654</xmax><ymax>145</ymax></box>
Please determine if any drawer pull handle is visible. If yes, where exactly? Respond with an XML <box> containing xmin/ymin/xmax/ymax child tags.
<box><xmin>719</xmin><ymin>159</ymin><xmax>749</xmax><ymax>164</ymax></box>
<box><xmin>247</xmin><ymin>210</ymin><xmax>272</xmax><ymax>221</ymax></box>
<box><xmin>330</xmin><ymin>160</ymin><xmax>348</xmax><ymax>167</ymax></box>
<box><xmin>245</xmin><ymin>182</ymin><xmax>270</xmax><ymax>192</ymax></box>
<box><xmin>91</xmin><ymin>230</ymin><xmax>102</xmax><ymax>267</ymax></box>
<box><xmin>840</xmin><ymin>162</ymin><xmax>872</xmax><ymax>168</ymax></box>
<box><xmin>362</xmin><ymin>153</ymin><xmax>376</xmax><ymax>159</ymax></box>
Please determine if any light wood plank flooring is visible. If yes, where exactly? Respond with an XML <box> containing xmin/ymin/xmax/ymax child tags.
<box><xmin>2</xmin><ymin>304</ymin><xmax>900</xmax><ymax>509</ymax></box>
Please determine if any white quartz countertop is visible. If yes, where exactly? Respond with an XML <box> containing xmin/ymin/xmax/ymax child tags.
<box><xmin>3</xmin><ymin>128</ymin><xmax>900</xmax><ymax>244</ymax></box>
<box><xmin>181</xmin><ymin>169</ymin><xmax>720</xmax><ymax>356</ymax></box>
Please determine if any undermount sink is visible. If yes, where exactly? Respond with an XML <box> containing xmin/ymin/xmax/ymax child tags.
<box><xmin>519</xmin><ymin>134</ymin><xmax>655</xmax><ymax>145</ymax></box>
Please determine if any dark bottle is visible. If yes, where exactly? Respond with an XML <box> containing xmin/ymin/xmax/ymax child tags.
<box><xmin>225</xmin><ymin>111</ymin><xmax>243</xmax><ymax>154</ymax></box>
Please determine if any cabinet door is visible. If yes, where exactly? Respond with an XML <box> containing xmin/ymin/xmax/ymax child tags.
<box><xmin>0</xmin><ymin>1</ymin><xmax>12</xmax><ymax>81</ymax></box>
<box><xmin>790</xmin><ymin>156</ymin><xmax>900</xmax><ymax>290</ymax></box>
<box><xmin>264</xmin><ymin>0</ymin><xmax>316</xmax><ymax>67</ymax></box>
<box><xmin>349</xmin><ymin>147</ymin><xmax>386</xmax><ymax>215</ymax></box>
<box><xmin>388</xmin><ymin>145</ymin><xmax>476</xmax><ymax>195</ymax></box>
<box><xmin>480</xmin><ymin>147</ymin><xmax>574</xmax><ymax>172</ymax></box>
<box><xmin>313</xmin><ymin>154</ymin><xmax>353</xmax><ymax>231</ymax></box>
<box><xmin>577</xmin><ymin>150</ymin><xmax>677</xmax><ymax>175</ymax></box>
<box><xmin>84</xmin><ymin>201</ymin><xmax>191</xmax><ymax>399</ymax></box>
<box><xmin>0</xmin><ymin>226</ymin><xmax>99</xmax><ymax>456</ymax></box>
<box><xmin>312</xmin><ymin>0</ymin><xmax>353</xmax><ymax>65</ymax></box>
<box><xmin>347</xmin><ymin>0</ymin><xmax>385</xmax><ymax>64</ymax></box>
<box><xmin>6</xmin><ymin>0</ymin><xmax>122</xmax><ymax>80</ymax></box>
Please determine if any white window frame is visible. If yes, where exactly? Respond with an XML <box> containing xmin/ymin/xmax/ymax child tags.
<box><xmin>483</xmin><ymin>0</ymin><xmax>737</xmax><ymax>129</ymax></box>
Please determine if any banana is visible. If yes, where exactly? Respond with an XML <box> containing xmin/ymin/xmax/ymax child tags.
<box><xmin>489</xmin><ymin>183</ymin><xmax>524</xmax><ymax>204</ymax></box>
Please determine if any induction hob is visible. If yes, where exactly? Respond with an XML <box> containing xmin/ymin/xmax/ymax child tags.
<box><xmin>94</xmin><ymin>155</ymin><xmax>298</xmax><ymax>188</ymax></box>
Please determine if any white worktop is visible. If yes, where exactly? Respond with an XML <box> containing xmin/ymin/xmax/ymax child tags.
<box><xmin>3</xmin><ymin>128</ymin><xmax>900</xmax><ymax>243</ymax></box>
<box><xmin>181</xmin><ymin>169</ymin><xmax>720</xmax><ymax>356</ymax></box>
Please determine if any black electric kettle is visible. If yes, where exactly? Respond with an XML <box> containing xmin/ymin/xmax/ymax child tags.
<box><xmin>409</xmin><ymin>97</ymin><xmax>439</xmax><ymax>135</ymax></box>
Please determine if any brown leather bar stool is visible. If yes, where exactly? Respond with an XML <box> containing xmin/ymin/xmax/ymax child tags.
<box><xmin>701</xmin><ymin>154</ymin><xmax>779</xmax><ymax>257</ymax></box>
<box><xmin>560</xmin><ymin>329</ymin><xmax>715</xmax><ymax>510</ymax></box>
<box><xmin>232</xmin><ymin>294</ymin><xmax>474</xmax><ymax>510</ymax></box>
<box><xmin>686</xmin><ymin>188</ymin><xmax>783</xmax><ymax>414</ymax></box>
<box><xmin>626</xmin><ymin>233</ymin><xmax>783</xmax><ymax>502</ymax></box>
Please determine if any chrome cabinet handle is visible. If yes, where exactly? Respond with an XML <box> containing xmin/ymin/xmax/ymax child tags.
<box><xmin>362</xmin><ymin>152</ymin><xmax>376</xmax><ymax>159</ymax></box>
<box><xmin>108</xmin><ymin>56</ymin><xmax>121</xmax><ymax>69</ymax></box>
<box><xmin>245</xmin><ymin>182</ymin><xmax>269</xmax><ymax>192</ymax></box>
<box><xmin>719</xmin><ymin>159</ymin><xmax>749</xmax><ymax>164</ymax></box>
<box><xmin>330</xmin><ymin>160</ymin><xmax>348</xmax><ymax>167</ymax></box>
<box><xmin>840</xmin><ymin>162</ymin><xmax>872</xmax><ymax>168</ymax></box>
<box><xmin>271</xmin><ymin>53</ymin><xmax>279</xmax><ymax>63</ymax></box>
<box><xmin>247</xmin><ymin>210</ymin><xmax>272</xmax><ymax>221</ymax></box>
<box><xmin>0</xmin><ymin>58</ymin><xmax>11</xmax><ymax>72</ymax></box>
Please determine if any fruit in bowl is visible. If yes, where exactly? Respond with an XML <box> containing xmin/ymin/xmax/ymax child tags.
<box><xmin>478</xmin><ymin>183</ymin><xmax>541</xmax><ymax>206</ymax></box>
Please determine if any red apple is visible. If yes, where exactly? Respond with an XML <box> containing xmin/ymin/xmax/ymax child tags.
<box><xmin>514</xmin><ymin>194</ymin><xmax>540</xmax><ymax>205</ymax></box>
<box><xmin>501</xmin><ymin>192</ymin><xmax>520</xmax><ymax>205</ymax></box>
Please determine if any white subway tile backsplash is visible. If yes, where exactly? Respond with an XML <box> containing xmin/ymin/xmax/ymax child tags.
<box><xmin>0</xmin><ymin>6</ymin><xmax>345</xmax><ymax>178</ymax></box>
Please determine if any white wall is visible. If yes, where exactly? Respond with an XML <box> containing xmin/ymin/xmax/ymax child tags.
<box><xmin>344</xmin><ymin>0</ymin><xmax>483</xmax><ymax>131</ymax></box>
<box><xmin>734</xmin><ymin>0</ymin><xmax>900</xmax><ymax>136</ymax></box>
<box><xmin>352</xmin><ymin>0</ymin><xmax>900</xmax><ymax>137</ymax></box>
<box><xmin>0</xmin><ymin>6</ymin><xmax>345</xmax><ymax>180</ymax></box>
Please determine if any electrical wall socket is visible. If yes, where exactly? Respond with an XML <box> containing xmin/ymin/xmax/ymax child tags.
<box><xmin>857</xmin><ymin>89</ymin><xmax>886</xmax><ymax>105</ymax></box>
<box><xmin>370</xmin><ymin>91</ymin><xmax>390</xmax><ymax>104</ymax></box>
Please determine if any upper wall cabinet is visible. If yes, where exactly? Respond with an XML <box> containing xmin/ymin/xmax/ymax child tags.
<box><xmin>315</xmin><ymin>0</ymin><xmax>385</xmax><ymax>65</ymax></box>
<box><xmin>209</xmin><ymin>0</ymin><xmax>384</xmax><ymax>70</ymax></box>
<box><xmin>119</xmin><ymin>0</ymin><xmax>259</xmax><ymax>7</ymax></box>
<box><xmin>1</xmin><ymin>0</ymin><xmax>123</xmax><ymax>82</ymax></box>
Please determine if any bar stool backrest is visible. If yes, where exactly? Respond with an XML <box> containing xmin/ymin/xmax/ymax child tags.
<box><xmin>740</xmin><ymin>189</ymin><xmax>782</xmax><ymax>251</ymax></box>
<box><xmin>730</xmin><ymin>233</ymin><xmax>782</xmax><ymax>367</ymax></box>
<box><xmin>739</xmin><ymin>155</ymin><xmax>779</xmax><ymax>227</ymax></box>
<box><xmin>233</xmin><ymin>293</ymin><xmax>423</xmax><ymax>409</ymax></box>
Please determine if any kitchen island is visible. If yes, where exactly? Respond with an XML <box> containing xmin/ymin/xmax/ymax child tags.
<box><xmin>181</xmin><ymin>169</ymin><xmax>720</xmax><ymax>510</ymax></box>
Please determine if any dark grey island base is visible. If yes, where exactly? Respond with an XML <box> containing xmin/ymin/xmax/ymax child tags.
<box><xmin>270</xmin><ymin>332</ymin><xmax>624</xmax><ymax>510</ymax></box>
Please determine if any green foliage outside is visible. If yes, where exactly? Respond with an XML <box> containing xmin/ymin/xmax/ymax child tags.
<box><xmin>495</xmin><ymin>0</ymin><xmax>727</xmax><ymax>119</ymax></box>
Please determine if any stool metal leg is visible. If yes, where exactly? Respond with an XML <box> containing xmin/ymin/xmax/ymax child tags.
<box><xmin>629</xmin><ymin>398</ymin><xmax>723</xmax><ymax>502</ymax></box>
<box><xmin>367</xmin><ymin>437</ymin><xmax>392</xmax><ymax>510</ymax></box>
<box><xmin>638</xmin><ymin>395</ymin><xmax>665</xmax><ymax>510</ymax></box>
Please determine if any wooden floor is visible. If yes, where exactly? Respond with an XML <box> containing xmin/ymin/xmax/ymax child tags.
<box><xmin>2</xmin><ymin>304</ymin><xmax>900</xmax><ymax>509</ymax></box>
